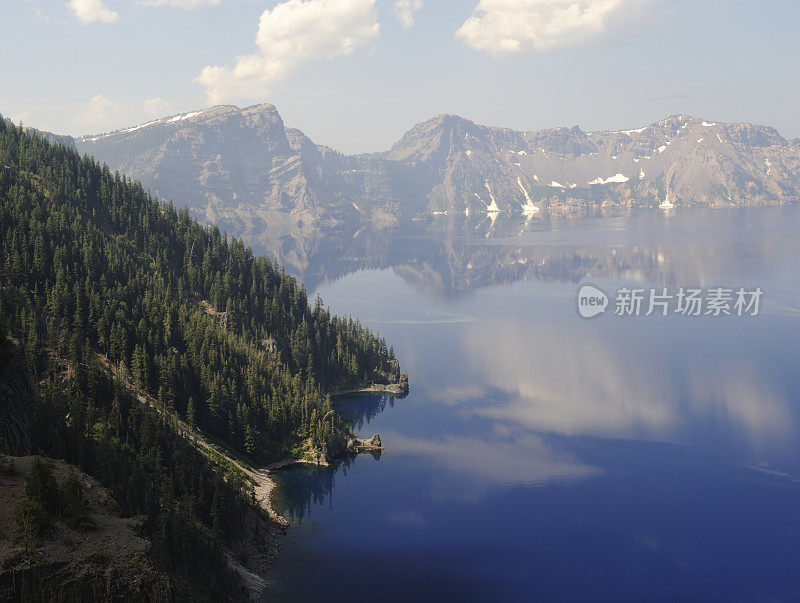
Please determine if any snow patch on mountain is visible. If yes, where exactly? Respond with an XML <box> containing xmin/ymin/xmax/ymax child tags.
<box><xmin>484</xmin><ymin>180</ymin><xmax>500</xmax><ymax>212</ymax></box>
<box><xmin>588</xmin><ymin>173</ymin><xmax>629</xmax><ymax>185</ymax></box>
<box><xmin>518</xmin><ymin>177</ymin><xmax>539</xmax><ymax>214</ymax></box>
<box><xmin>168</xmin><ymin>111</ymin><xmax>203</xmax><ymax>123</ymax></box>
<box><xmin>121</xmin><ymin>119</ymin><xmax>160</xmax><ymax>134</ymax></box>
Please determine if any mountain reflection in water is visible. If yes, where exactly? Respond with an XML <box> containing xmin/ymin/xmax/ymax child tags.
<box><xmin>246</xmin><ymin>207</ymin><xmax>792</xmax><ymax>297</ymax></box>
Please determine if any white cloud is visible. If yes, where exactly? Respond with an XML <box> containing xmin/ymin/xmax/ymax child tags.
<box><xmin>68</xmin><ymin>0</ymin><xmax>119</xmax><ymax>24</ymax></box>
<box><xmin>79</xmin><ymin>95</ymin><xmax>126</xmax><ymax>131</ymax></box>
<box><xmin>197</xmin><ymin>0</ymin><xmax>380</xmax><ymax>104</ymax></box>
<box><xmin>139</xmin><ymin>0</ymin><xmax>220</xmax><ymax>8</ymax></box>
<box><xmin>143</xmin><ymin>97</ymin><xmax>171</xmax><ymax>117</ymax></box>
<box><xmin>456</xmin><ymin>0</ymin><xmax>652</xmax><ymax>55</ymax></box>
<box><xmin>393</xmin><ymin>0</ymin><xmax>422</xmax><ymax>29</ymax></box>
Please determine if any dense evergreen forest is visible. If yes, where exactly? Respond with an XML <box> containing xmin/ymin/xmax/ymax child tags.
<box><xmin>0</xmin><ymin>118</ymin><xmax>401</xmax><ymax>597</ymax></box>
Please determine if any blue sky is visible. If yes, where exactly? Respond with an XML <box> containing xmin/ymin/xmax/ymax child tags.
<box><xmin>3</xmin><ymin>0</ymin><xmax>799</xmax><ymax>153</ymax></box>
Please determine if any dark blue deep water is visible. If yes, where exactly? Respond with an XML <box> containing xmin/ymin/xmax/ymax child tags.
<box><xmin>261</xmin><ymin>207</ymin><xmax>800</xmax><ymax>601</ymax></box>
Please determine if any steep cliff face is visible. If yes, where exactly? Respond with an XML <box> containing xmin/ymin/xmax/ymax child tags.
<box><xmin>0</xmin><ymin>337</ymin><xmax>32</xmax><ymax>456</ymax></box>
<box><xmin>0</xmin><ymin>561</ymin><xmax>171</xmax><ymax>603</ymax></box>
<box><xmin>0</xmin><ymin>457</ymin><xmax>173</xmax><ymax>602</ymax></box>
<box><xmin>75</xmin><ymin>105</ymin><xmax>800</xmax><ymax>232</ymax></box>
<box><xmin>77</xmin><ymin>104</ymin><xmax>362</xmax><ymax>232</ymax></box>
<box><xmin>385</xmin><ymin>113</ymin><xmax>800</xmax><ymax>214</ymax></box>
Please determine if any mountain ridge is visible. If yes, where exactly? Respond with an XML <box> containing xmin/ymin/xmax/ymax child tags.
<box><xmin>72</xmin><ymin>104</ymin><xmax>800</xmax><ymax>235</ymax></box>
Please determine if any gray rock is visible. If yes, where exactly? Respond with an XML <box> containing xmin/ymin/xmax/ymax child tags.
<box><xmin>74</xmin><ymin>106</ymin><xmax>800</xmax><ymax>232</ymax></box>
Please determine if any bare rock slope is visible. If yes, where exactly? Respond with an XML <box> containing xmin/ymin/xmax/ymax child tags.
<box><xmin>76</xmin><ymin>106</ymin><xmax>800</xmax><ymax>232</ymax></box>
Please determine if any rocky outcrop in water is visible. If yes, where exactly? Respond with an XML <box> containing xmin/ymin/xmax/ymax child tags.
<box><xmin>346</xmin><ymin>434</ymin><xmax>382</xmax><ymax>454</ymax></box>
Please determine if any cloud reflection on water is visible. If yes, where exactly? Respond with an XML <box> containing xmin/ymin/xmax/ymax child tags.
<box><xmin>460</xmin><ymin>314</ymin><xmax>794</xmax><ymax>449</ymax></box>
<box><xmin>383</xmin><ymin>430</ymin><xmax>601</xmax><ymax>501</ymax></box>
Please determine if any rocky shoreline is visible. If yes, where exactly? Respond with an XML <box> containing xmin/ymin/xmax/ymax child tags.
<box><xmin>330</xmin><ymin>374</ymin><xmax>409</xmax><ymax>398</ymax></box>
<box><xmin>243</xmin><ymin>433</ymin><xmax>385</xmax><ymax>599</ymax></box>
<box><xmin>250</xmin><ymin>379</ymin><xmax>408</xmax><ymax>597</ymax></box>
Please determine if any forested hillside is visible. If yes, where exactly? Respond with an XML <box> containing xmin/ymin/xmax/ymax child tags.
<box><xmin>0</xmin><ymin>118</ymin><xmax>401</xmax><ymax>597</ymax></box>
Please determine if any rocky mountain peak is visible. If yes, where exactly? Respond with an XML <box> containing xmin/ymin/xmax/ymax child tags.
<box><xmin>524</xmin><ymin>125</ymin><xmax>596</xmax><ymax>157</ymax></box>
<box><xmin>72</xmin><ymin>104</ymin><xmax>800</xmax><ymax>232</ymax></box>
<box><xmin>387</xmin><ymin>113</ymin><xmax>480</xmax><ymax>162</ymax></box>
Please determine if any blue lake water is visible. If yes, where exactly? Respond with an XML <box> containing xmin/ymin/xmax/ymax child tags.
<box><xmin>262</xmin><ymin>207</ymin><xmax>800</xmax><ymax>601</ymax></box>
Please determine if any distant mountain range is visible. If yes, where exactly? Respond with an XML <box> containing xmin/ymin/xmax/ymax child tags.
<box><xmin>67</xmin><ymin>104</ymin><xmax>800</xmax><ymax>233</ymax></box>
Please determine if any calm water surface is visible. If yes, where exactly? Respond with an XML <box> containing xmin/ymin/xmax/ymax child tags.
<box><xmin>262</xmin><ymin>207</ymin><xmax>800</xmax><ymax>601</ymax></box>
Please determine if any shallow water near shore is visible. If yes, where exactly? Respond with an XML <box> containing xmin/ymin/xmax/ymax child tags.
<box><xmin>263</xmin><ymin>207</ymin><xmax>800</xmax><ymax>601</ymax></box>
